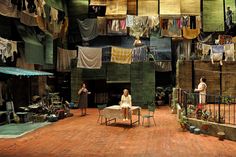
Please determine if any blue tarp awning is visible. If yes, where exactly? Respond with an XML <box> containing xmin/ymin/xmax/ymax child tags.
<box><xmin>0</xmin><ymin>67</ymin><xmax>53</xmax><ymax>77</ymax></box>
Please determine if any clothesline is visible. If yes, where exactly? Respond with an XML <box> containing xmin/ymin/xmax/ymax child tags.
<box><xmin>195</xmin><ymin>68</ymin><xmax>236</xmax><ymax>74</ymax></box>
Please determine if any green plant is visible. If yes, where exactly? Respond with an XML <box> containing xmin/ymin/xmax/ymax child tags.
<box><xmin>179</xmin><ymin>115</ymin><xmax>188</xmax><ymax>130</ymax></box>
<box><xmin>222</xmin><ymin>96</ymin><xmax>232</xmax><ymax>104</ymax></box>
<box><xmin>156</xmin><ymin>87</ymin><xmax>165</xmax><ymax>100</ymax></box>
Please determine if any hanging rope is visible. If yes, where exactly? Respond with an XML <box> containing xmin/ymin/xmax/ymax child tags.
<box><xmin>195</xmin><ymin>68</ymin><xmax>236</xmax><ymax>74</ymax></box>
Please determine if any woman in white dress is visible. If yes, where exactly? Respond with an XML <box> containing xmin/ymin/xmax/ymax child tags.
<box><xmin>120</xmin><ymin>89</ymin><xmax>132</xmax><ymax>121</ymax></box>
<box><xmin>194</xmin><ymin>76</ymin><xmax>207</xmax><ymax>105</ymax></box>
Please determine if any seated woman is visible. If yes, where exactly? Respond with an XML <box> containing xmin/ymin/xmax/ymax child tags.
<box><xmin>120</xmin><ymin>89</ymin><xmax>132</xmax><ymax>121</ymax></box>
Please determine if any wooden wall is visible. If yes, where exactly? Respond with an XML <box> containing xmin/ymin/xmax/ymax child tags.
<box><xmin>176</xmin><ymin>60</ymin><xmax>236</xmax><ymax>96</ymax></box>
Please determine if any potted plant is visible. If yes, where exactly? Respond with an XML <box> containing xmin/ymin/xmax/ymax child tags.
<box><xmin>179</xmin><ymin>115</ymin><xmax>188</xmax><ymax>131</ymax></box>
<box><xmin>156</xmin><ymin>87</ymin><xmax>165</xmax><ymax>105</ymax></box>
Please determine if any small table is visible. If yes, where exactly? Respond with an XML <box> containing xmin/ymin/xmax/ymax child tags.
<box><xmin>103</xmin><ymin>105</ymin><xmax>141</xmax><ymax>127</ymax></box>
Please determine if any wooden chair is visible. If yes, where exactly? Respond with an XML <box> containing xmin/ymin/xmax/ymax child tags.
<box><xmin>97</xmin><ymin>104</ymin><xmax>107</xmax><ymax>124</ymax></box>
<box><xmin>142</xmin><ymin>104</ymin><xmax>156</xmax><ymax>127</ymax></box>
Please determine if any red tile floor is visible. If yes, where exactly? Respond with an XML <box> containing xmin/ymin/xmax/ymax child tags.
<box><xmin>0</xmin><ymin>106</ymin><xmax>236</xmax><ymax>157</ymax></box>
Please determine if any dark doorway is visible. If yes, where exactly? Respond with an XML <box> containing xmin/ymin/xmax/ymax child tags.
<box><xmin>155</xmin><ymin>72</ymin><xmax>173</xmax><ymax>104</ymax></box>
<box><xmin>107</xmin><ymin>83</ymin><xmax>131</xmax><ymax>106</ymax></box>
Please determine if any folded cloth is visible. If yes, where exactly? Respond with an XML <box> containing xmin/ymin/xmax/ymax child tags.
<box><xmin>202</xmin><ymin>44</ymin><xmax>211</xmax><ymax>55</ymax></box>
<box><xmin>111</xmin><ymin>47</ymin><xmax>132</xmax><ymax>64</ymax></box>
<box><xmin>57</xmin><ymin>47</ymin><xmax>77</xmax><ymax>71</ymax></box>
<box><xmin>77</xmin><ymin>46</ymin><xmax>102</xmax><ymax>69</ymax></box>
<box><xmin>77</xmin><ymin>18</ymin><xmax>98</xmax><ymax>41</ymax></box>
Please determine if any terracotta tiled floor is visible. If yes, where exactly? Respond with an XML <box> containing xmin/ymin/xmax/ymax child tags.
<box><xmin>0</xmin><ymin>106</ymin><xmax>236</xmax><ymax>157</ymax></box>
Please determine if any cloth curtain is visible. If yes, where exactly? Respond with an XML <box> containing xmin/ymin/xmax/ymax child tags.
<box><xmin>182</xmin><ymin>40</ymin><xmax>192</xmax><ymax>60</ymax></box>
<box><xmin>105</xmin><ymin>0</ymin><xmax>127</xmax><ymax>15</ymax></box>
<box><xmin>111</xmin><ymin>47</ymin><xmax>132</xmax><ymax>64</ymax></box>
<box><xmin>138</xmin><ymin>0</ymin><xmax>158</xmax><ymax>16</ymax></box>
<box><xmin>181</xmin><ymin>0</ymin><xmax>200</xmax><ymax>15</ymax></box>
<box><xmin>203</xmin><ymin>0</ymin><xmax>224</xmax><ymax>32</ymax></box>
<box><xmin>0</xmin><ymin>0</ymin><xmax>19</xmax><ymax>18</ymax></box>
<box><xmin>77</xmin><ymin>18</ymin><xmax>98</xmax><ymax>41</ymax></box>
<box><xmin>77</xmin><ymin>46</ymin><xmax>102</xmax><ymax>69</ymax></box>
<box><xmin>160</xmin><ymin>0</ymin><xmax>181</xmax><ymax>15</ymax></box>
<box><xmin>16</xmin><ymin>24</ymin><xmax>44</xmax><ymax>65</ymax></box>
<box><xmin>44</xmin><ymin>33</ymin><xmax>54</xmax><ymax>64</ymax></box>
<box><xmin>57</xmin><ymin>47</ymin><xmax>77</xmax><ymax>71</ymax></box>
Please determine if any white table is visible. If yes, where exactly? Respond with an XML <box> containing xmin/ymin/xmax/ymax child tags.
<box><xmin>103</xmin><ymin>105</ymin><xmax>141</xmax><ymax>127</ymax></box>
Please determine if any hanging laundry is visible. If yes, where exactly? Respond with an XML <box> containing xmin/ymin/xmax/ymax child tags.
<box><xmin>111</xmin><ymin>47</ymin><xmax>132</xmax><ymax>64</ymax></box>
<box><xmin>77</xmin><ymin>46</ymin><xmax>102</xmax><ymax>69</ymax></box>
<box><xmin>148</xmin><ymin>16</ymin><xmax>159</xmax><ymax>30</ymax></box>
<box><xmin>161</xmin><ymin>18</ymin><xmax>182</xmax><ymax>38</ymax></box>
<box><xmin>97</xmin><ymin>16</ymin><xmax>107</xmax><ymax>35</ymax></box>
<box><xmin>202</xmin><ymin>44</ymin><xmax>211</xmax><ymax>55</ymax></box>
<box><xmin>77</xmin><ymin>18</ymin><xmax>98</xmax><ymax>41</ymax></box>
<box><xmin>129</xmin><ymin>16</ymin><xmax>149</xmax><ymax>37</ymax></box>
<box><xmin>57</xmin><ymin>47</ymin><xmax>77</xmax><ymax>71</ymax></box>
<box><xmin>0</xmin><ymin>0</ymin><xmax>19</xmax><ymax>18</ymax></box>
<box><xmin>50</xmin><ymin>7</ymin><xmax>58</xmax><ymax>22</ymax></box>
<box><xmin>126</xmin><ymin>15</ymin><xmax>134</xmax><ymax>27</ymax></box>
<box><xmin>120</xmin><ymin>19</ymin><xmax>126</xmax><ymax>30</ymax></box>
<box><xmin>210</xmin><ymin>45</ymin><xmax>224</xmax><ymax>65</ymax></box>
<box><xmin>132</xmin><ymin>46</ymin><xmax>148</xmax><ymax>62</ymax></box>
<box><xmin>224</xmin><ymin>44</ymin><xmax>235</xmax><ymax>61</ymax></box>
<box><xmin>20</xmin><ymin>11</ymin><xmax>38</xmax><ymax>26</ymax></box>
<box><xmin>36</xmin><ymin>0</ymin><xmax>46</xmax><ymax>17</ymax></box>
<box><xmin>183</xmin><ymin>16</ymin><xmax>201</xmax><ymax>39</ymax></box>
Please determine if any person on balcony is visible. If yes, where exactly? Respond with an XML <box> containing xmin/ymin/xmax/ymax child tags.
<box><xmin>194</xmin><ymin>76</ymin><xmax>207</xmax><ymax>105</ymax></box>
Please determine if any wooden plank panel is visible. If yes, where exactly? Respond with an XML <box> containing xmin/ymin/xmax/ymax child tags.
<box><xmin>194</xmin><ymin>61</ymin><xmax>220</xmax><ymax>95</ymax></box>
<box><xmin>160</xmin><ymin>0</ymin><xmax>181</xmax><ymax>15</ymax></box>
<box><xmin>138</xmin><ymin>0</ymin><xmax>158</xmax><ymax>16</ymax></box>
<box><xmin>222</xmin><ymin>61</ymin><xmax>236</xmax><ymax>96</ymax></box>
<box><xmin>176</xmin><ymin>60</ymin><xmax>192</xmax><ymax>91</ymax></box>
<box><xmin>181</xmin><ymin>0</ymin><xmax>200</xmax><ymax>15</ymax></box>
<box><xmin>203</xmin><ymin>0</ymin><xmax>224</xmax><ymax>32</ymax></box>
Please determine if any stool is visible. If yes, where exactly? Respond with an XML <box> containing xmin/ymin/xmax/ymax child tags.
<box><xmin>16</xmin><ymin>112</ymin><xmax>29</xmax><ymax>123</ymax></box>
<box><xmin>189</xmin><ymin>126</ymin><xmax>196</xmax><ymax>133</ymax></box>
<box><xmin>194</xmin><ymin>128</ymin><xmax>201</xmax><ymax>135</ymax></box>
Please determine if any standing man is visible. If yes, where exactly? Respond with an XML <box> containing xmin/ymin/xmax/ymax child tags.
<box><xmin>226</xmin><ymin>7</ymin><xmax>233</xmax><ymax>29</ymax></box>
